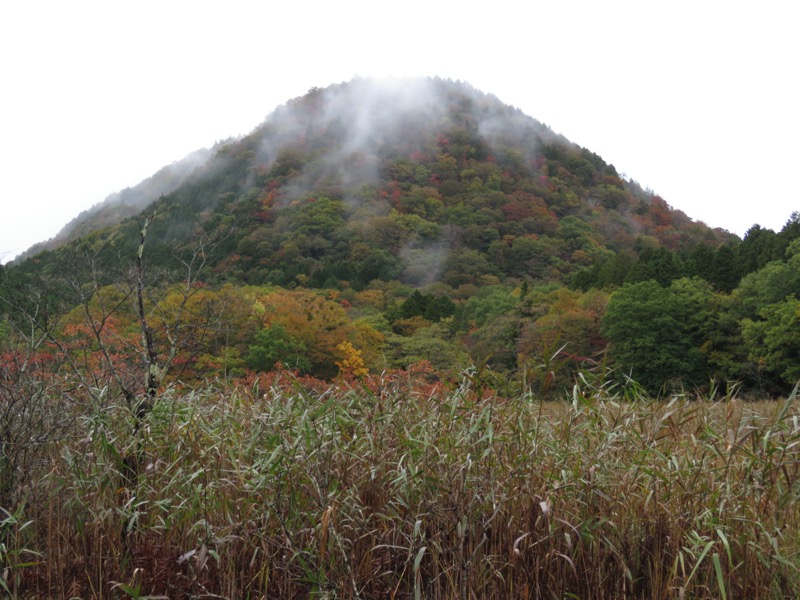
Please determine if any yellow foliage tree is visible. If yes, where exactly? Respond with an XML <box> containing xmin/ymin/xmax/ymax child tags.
<box><xmin>335</xmin><ymin>341</ymin><xmax>369</xmax><ymax>380</ymax></box>
<box><xmin>256</xmin><ymin>289</ymin><xmax>354</xmax><ymax>378</ymax></box>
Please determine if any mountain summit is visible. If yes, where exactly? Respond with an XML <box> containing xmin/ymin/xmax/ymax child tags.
<box><xmin>16</xmin><ymin>77</ymin><xmax>727</xmax><ymax>290</ymax></box>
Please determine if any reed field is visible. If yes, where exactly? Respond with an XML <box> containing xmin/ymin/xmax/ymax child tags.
<box><xmin>3</xmin><ymin>369</ymin><xmax>800</xmax><ymax>599</ymax></box>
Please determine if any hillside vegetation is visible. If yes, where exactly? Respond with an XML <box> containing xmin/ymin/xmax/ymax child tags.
<box><xmin>3</xmin><ymin>77</ymin><xmax>799</xmax><ymax>397</ymax></box>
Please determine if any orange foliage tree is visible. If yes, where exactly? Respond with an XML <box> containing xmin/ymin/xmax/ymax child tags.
<box><xmin>252</xmin><ymin>288</ymin><xmax>383</xmax><ymax>379</ymax></box>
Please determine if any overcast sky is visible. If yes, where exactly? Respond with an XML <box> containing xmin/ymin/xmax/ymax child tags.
<box><xmin>1</xmin><ymin>1</ymin><xmax>797</xmax><ymax>263</ymax></box>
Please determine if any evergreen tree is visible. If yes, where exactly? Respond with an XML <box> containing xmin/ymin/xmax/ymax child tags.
<box><xmin>709</xmin><ymin>244</ymin><xmax>739</xmax><ymax>292</ymax></box>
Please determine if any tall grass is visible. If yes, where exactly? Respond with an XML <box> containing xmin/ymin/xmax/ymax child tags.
<box><xmin>7</xmin><ymin>371</ymin><xmax>800</xmax><ymax>598</ymax></box>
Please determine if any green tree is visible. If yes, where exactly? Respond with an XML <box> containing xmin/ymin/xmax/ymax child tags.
<box><xmin>602</xmin><ymin>278</ymin><xmax>714</xmax><ymax>392</ymax></box>
<box><xmin>741</xmin><ymin>298</ymin><xmax>800</xmax><ymax>394</ymax></box>
<box><xmin>400</xmin><ymin>291</ymin><xmax>428</xmax><ymax>319</ymax></box>
<box><xmin>398</xmin><ymin>291</ymin><xmax>455</xmax><ymax>322</ymax></box>
<box><xmin>709</xmin><ymin>244</ymin><xmax>739</xmax><ymax>292</ymax></box>
<box><xmin>385</xmin><ymin>321</ymin><xmax>468</xmax><ymax>372</ymax></box>
<box><xmin>441</xmin><ymin>249</ymin><xmax>496</xmax><ymax>287</ymax></box>
<box><xmin>290</xmin><ymin>196</ymin><xmax>346</xmax><ymax>238</ymax></box>
<box><xmin>737</xmin><ymin>224</ymin><xmax>783</xmax><ymax>278</ymax></box>
<box><xmin>627</xmin><ymin>247</ymin><xmax>683</xmax><ymax>287</ymax></box>
<box><xmin>458</xmin><ymin>285</ymin><xmax>521</xmax><ymax>371</ymax></box>
<box><xmin>703</xmin><ymin>292</ymin><xmax>749</xmax><ymax>385</ymax></box>
<box><xmin>779</xmin><ymin>212</ymin><xmax>800</xmax><ymax>246</ymax></box>
<box><xmin>459</xmin><ymin>285</ymin><xmax>519</xmax><ymax>329</ymax></box>
<box><xmin>425</xmin><ymin>294</ymin><xmax>456</xmax><ymax>321</ymax></box>
<box><xmin>683</xmin><ymin>243</ymin><xmax>716</xmax><ymax>280</ymax></box>
<box><xmin>246</xmin><ymin>323</ymin><xmax>311</xmax><ymax>373</ymax></box>
<box><xmin>559</xmin><ymin>215</ymin><xmax>595</xmax><ymax>252</ymax></box>
<box><xmin>735</xmin><ymin>240</ymin><xmax>800</xmax><ymax>319</ymax></box>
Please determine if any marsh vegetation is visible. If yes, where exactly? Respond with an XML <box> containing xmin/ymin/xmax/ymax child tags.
<box><xmin>4</xmin><ymin>367</ymin><xmax>800</xmax><ymax>598</ymax></box>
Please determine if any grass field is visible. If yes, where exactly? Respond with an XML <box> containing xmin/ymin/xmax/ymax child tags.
<box><xmin>3</xmin><ymin>369</ymin><xmax>800</xmax><ymax>598</ymax></box>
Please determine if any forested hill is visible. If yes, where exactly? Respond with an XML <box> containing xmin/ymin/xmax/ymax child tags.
<box><xmin>15</xmin><ymin>77</ymin><xmax>729</xmax><ymax>287</ymax></box>
<box><xmin>4</xmin><ymin>77</ymin><xmax>800</xmax><ymax>396</ymax></box>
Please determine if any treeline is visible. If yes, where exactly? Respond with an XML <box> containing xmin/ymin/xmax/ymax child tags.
<box><xmin>468</xmin><ymin>216</ymin><xmax>800</xmax><ymax>396</ymax></box>
<box><xmin>3</xmin><ymin>216</ymin><xmax>799</xmax><ymax>401</ymax></box>
<box><xmin>574</xmin><ymin>219</ymin><xmax>800</xmax><ymax>293</ymax></box>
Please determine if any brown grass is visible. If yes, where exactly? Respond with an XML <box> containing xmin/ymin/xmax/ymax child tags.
<box><xmin>4</xmin><ymin>372</ymin><xmax>800</xmax><ymax>599</ymax></box>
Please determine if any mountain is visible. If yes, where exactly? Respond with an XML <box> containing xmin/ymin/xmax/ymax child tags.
<box><xmin>20</xmin><ymin>77</ymin><xmax>800</xmax><ymax>394</ymax></box>
<box><xmin>11</xmin><ymin>77</ymin><xmax>733</xmax><ymax>290</ymax></box>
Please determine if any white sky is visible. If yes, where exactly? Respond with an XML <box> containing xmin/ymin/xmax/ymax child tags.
<box><xmin>1</xmin><ymin>1</ymin><xmax>797</xmax><ymax>263</ymax></box>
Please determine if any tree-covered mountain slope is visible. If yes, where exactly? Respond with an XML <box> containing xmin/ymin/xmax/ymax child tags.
<box><xmin>14</xmin><ymin>77</ymin><xmax>732</xmax><ymax>288</ymax></box>
<box><xmin>5</xmin><ymin>77</ymin><xmax>800</xmax><ymax>396</ymax></box>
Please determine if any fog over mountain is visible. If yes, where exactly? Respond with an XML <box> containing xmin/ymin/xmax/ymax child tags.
<box><xmin>9</xmin><ymin>77</ymin><xmax>734</xmax><ymax>295</ymax></box>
